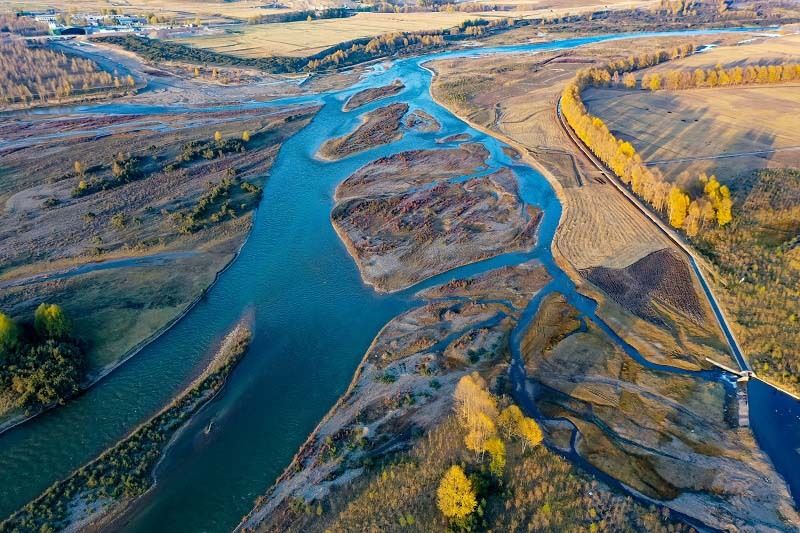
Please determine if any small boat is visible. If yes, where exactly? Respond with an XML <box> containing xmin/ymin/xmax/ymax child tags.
<box><xmin>204</xmin><ymin>420</ymin><xmax>214</xmax><ymax>435</ymax></box>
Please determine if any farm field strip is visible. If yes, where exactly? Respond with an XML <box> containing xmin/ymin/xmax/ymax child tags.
<box><xmin>170</xmin><ymin>11</ymin><xmax>539</xmax><ymax>57</ymax></box>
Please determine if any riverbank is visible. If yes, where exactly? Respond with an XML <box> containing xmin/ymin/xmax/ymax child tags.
<box><xmin>2</xmin><ymin>28</ymin><xmax>798</xmax><ymax>532</ymax></box>
<box><xmin>238</xmin><ymin>262</ymin><xmax>550</xmax><ymax>531</ymax></box>
<box><xmin>0</xmin><ymin>229</ymin><xmax>243</xmax><ymax>438</ymax></box>
<box><xmin>0</xmin><ymin>320</ymin><xmax>253</xmax><ymax>532</ymax></box>
<box><xmin>0</xmin><ymin>104</ymin><xmax>319</xmax><ymax>434</ymax></box>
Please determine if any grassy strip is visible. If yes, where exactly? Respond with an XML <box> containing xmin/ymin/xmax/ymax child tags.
<box><xmin>95</xmin><ymin>35</ymin><xmax>306</xmax><ymax>73</ymax></box>
<box><xmin>0</xmin><ymin>323</ymin><xmax>252</xmax><ymax>532</ymax></box>
<box><xmin>93</xmin><ymin>20</ymin><xmax>513</xmax><ymax>75</ymax></box>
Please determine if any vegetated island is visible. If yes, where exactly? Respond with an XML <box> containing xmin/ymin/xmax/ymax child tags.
<box><xmin>317</xmin><ymin>102</ymin><xmax>409</xmax><ymax>160</ymax></box>
<box><xmin>343</xmin><ymin>80</ymin><xmax>405</xmax><ymax>112</ymax></box>
<box><xmin>334</xmin><ymin>143</ymin><xmax>489</xmax><ymax>201</ymax></box>
<box><xmin>239</xmin><ymin>261</ymin><xmax>551</xmax><ymax>530</ymax></box>
<box><xmin>0</xmin><ymin>104</ymin><xmax>319</xmax><ymax>431</ymax></box>
<box><xmin>331</xmin><ymin>144</ymin><xmax>540</xmax><ymax>292</ymax></box>
<box><xmin>239</xmin><ymin>263</ymin><xmax>705</xmax><ymax>533</ymax></box>
<box><xmin>0</xmin><ymin>321</ymin><xmax>252</xmax><ymax>532</ymax></box>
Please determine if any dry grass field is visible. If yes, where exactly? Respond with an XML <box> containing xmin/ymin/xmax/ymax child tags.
<box><xmin>651</xmin><ymin>32</ymin><xmax>800</xmax><ymax>70</ymax></box>
<box><xmin>0</xmin><ymin>105</ymin><xmax>318</xmax><ymax>376</ymax></box>
<box><xmin>583</xmin><ymin>85</ymin><xmax>800</xmax><ymax>186</ymax></box>
<box><xmin>429</xmin><ymin>36</ymin><xmax>702</xmax><ymax>269</ymax></box>
<box><xmin>164</xmin><ymin>0</ymin><xmax>662</xmax><ymax>58</ymax></box>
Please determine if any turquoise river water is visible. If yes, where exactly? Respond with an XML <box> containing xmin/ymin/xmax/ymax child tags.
<box><xmin>0</xmin><ymin>30</ymin><xmax>797</xmax><ymax>532</ymax></box>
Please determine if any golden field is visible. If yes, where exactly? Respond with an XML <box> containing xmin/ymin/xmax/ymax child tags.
<box><xmin>170</xmin><ymin>11</ymin><xmax>523</xmax><ymax>57</ymax></box>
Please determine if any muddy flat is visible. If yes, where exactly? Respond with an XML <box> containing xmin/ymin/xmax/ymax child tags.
<box><xmin>334</xmin><ymin>143</ymin><xmax>489</xmax><ymax>201</ymax></box>
<box><xmin>332</xmin><ymin>167</ymin><xmax>540</xmax><ymax>292</ymax></box>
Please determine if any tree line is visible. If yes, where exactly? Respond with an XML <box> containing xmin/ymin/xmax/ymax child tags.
<box><xmin>0</xmin><ymin>304</ymin><xmax>85</xmax><ymax>413</ymax></box>
<box><xmin>246</xmin><ymin>7</ymin><xmax>352</xmax><ymax>24</ymax></box>
<box><xmin>561</xmin><ymin>43</ymin><xmax>734</xmax><ymax>236</ymax></box>
<box><xmin>639</xmin><ymin>61</ymin><xmax>800</xmax><ymax>91</ymax></box>
<box><xmin>306</xmin><ymin>32</ymin><xmax>446</xmax><ymax>71</ymax></box>
<box><xmin>100</xmin><ymin>17</ymin><xmax>516</xmax><ymax>75</ymax></box>
<box><xmin>0</xmin><ymin>38</ymin><xmax>133</xmax><ymax>106</ymax></box>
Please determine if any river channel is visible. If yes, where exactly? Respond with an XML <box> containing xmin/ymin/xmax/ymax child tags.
<box><xmin>0</xmin><ymin>30</ymin><xmax>797</xmax><ymax>531</ymax></box>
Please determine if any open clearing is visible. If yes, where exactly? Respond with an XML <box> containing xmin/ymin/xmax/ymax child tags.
<box><xmin>650</xmin><ymin>33</ymin><xmax>800</xmax><ymax>71</ymax></box>
<box><xmin>429</xmin><ymin>35</ymin><xmax>706</xmax><ymax>269</ymax></box>
<box><xmin>167</xmin><ymin>0</ymin><xmax>661</xmax><ymax>58</ymax></box>
<box><xmin>583</xmin><ymin>85</ymin><xmax>800</xmax><ymax>187</ymax></box>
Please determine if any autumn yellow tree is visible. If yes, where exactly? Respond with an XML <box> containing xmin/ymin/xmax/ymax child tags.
<box><xmin>703</xmin><ymin>174</ymin><xmax>733</xmax><ymax>227</ymax></box>
<box><xmin>647</xmin><ymin>73</ymin><xmax>662</xmax><ymax>91</ymax></box>
<box><xmin>0</xmin><ymin>312</ymin><xmax>19</xmax><ymax>355</ymax></box>
<box><xmin>498</xmin><ymin>404</ymin><xmax>523</xmax><ymax>439</ymax></box>
<box><xmin>485</xmin><ymin>436</ymin><xmax>506</xmax><ymax>476</ymax></box>
<box><xmin>622</xmin><ymin>72</ymin><xmax>636</xmax><ymax>88</ymax></box>
<box><xmin>517</xmin><ymin>416</ymin><xmax>544</xmax><ymax>452</ymax></box>
<box><xmin>214</xmin><ymin>130</ymin><xmax>223</xmax><ymax>143</ymax></box>
<box><xmin>34</xmin><ymin>303</ymin><xmax>71</xmax><ymax>339</ymax></box>
<box><xmin>715</xmin><ymin>186</ymin><xmax>732</xmax><ymax>226</ymax></box>
<box><xmin>242</xmin><ymin>130</ymin><xmax>251</xmax><ymax>142</ymax></box>
<box><xmin>464</xmin><ymin>411</ymin><xmax>496</xmax><ymax>458</ymax></box>
<box><xmin>437</xmin><ymin>465</ymin><xmax>477</xmax><ymax>519</ymax></box>
<box><xmin>455</xmin><ymin>373</ymin><xmax>499</xmax><ymax>458</ymax></box>
<box><xmin>667</xmin><ymin>186</ymin><xmax>690</xmax><ymax>228</ymax></box>
<box><xmin>684</xmin><ymin>199</ymin><xmax>702</xmax><ymax>237</ymax></box>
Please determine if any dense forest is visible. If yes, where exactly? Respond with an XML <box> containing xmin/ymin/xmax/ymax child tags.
<box><xmin>0</xmin><ymin>304</ymin><xmax>85</xmax><ymax>415</ymax></box>
<box><xmin>0</xmin><ymin>38</ymin><xmax>132</xmax><ymax>106</ymax></box>
<box><xmin>694</xmin><ymin>169</ymin><xmax>800</xmax><ymax>393</ymax></box>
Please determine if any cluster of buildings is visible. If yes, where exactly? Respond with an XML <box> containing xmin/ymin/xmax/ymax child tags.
<box><xmin>31</xmin><ymin>10</ymin><xmax>147</xmax><ymax>35</ymax></box>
